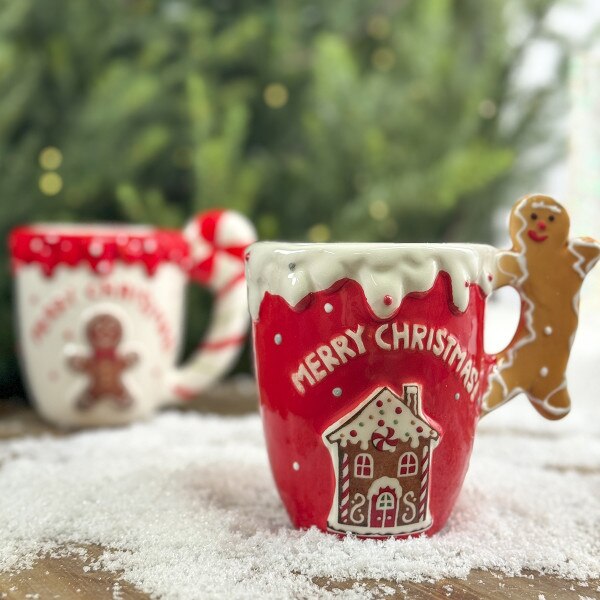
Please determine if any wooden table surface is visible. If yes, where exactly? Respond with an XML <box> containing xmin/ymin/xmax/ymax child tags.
<box><xmin>0</xmin><ymin>385</ymin><xmax>598</xmax><ymax>600</ymax></box>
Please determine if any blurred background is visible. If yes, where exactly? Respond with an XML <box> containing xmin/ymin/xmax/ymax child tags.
<box><xmin>1</xmin><ymin>0</ymin><xmax>599</xmax><ymax>398</ymax></box>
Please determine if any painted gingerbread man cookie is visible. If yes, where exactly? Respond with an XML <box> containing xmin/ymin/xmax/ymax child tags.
<box><xmin>483</xmin><ymin>194</ymin><xmax>600</xmax><ymax>420</ymax></box>
<box><xmin>68</xmin><ymin>313</ymin><xmax>139</xmax><ymax>411</ymax></box>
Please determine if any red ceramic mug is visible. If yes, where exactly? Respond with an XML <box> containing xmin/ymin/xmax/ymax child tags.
<box><xmin>246</xmin><ymin>195</ymin><xmax>600</xmax><ymax>538</ymax></box>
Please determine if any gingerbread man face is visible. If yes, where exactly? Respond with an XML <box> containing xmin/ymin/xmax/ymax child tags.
<box><xmin>86</xmin><ymin>314</ymin><xmax>123</xmax><ymax>350</ymax></box>
<box><xmin>510</xmin><ymin>194</ymin><xmax>570</xmax><ymax>252</ymax></box>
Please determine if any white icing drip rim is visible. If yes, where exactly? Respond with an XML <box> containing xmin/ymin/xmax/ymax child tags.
<box><xmin>246</xmin><ymin>242</ymin><xmax>498</xmax><ymax>320</ymax></box>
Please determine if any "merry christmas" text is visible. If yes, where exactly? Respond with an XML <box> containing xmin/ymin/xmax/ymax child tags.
<box><xmin>291</xmin><ymin>322</ymin><xmax>480</xmax><ymax>399</ymax></box>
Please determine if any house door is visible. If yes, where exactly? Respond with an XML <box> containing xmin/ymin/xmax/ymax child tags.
<box><xmin>369</xmin><ymin>487</ymin><xmax>398</xmax><ymax>528</ymax></box>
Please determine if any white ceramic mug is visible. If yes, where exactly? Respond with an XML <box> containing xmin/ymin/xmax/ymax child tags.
<box><xmin>9</xmin><ymin>210</ymin><xmax>256</xmax><ymax>428</ymax></box>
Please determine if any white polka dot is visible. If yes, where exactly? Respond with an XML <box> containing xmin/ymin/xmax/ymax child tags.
<box><xmin>128</xmin><ymin>239</ymin><xmax>142</xmax><ymax>253</ymax></box>
<box><xmin>544</xmin><ymin>326</ymin><xmax>553</xmax><ymax>336</ymax></box>
<box><xmin>540</xmin><ymin>366</ymin><xmax>549</xmax><ymax>377</ymax></box>
<box><xmin>60</xmin><ymin>240</ymin><xmax>72</xmax><ymax>251</ymax></box>
<box><xmin>274</xmin><ymin>334</ymin><xmax>282</xmax><ymax>345</ymax></box>
<box><xmin>292</xmin><ymin>461</ymin><xmax>300</xmax><ymax>471</ymax></box>
<box><xmin>454</xmin><ymin>393</ymin><xmax>460</xmax><ymax>401</ymax></box>
<box><xmin>143</xmin><ymin>238</ymin><xmax>157</xmax><ymax>253</ymax></box>
<box><xmin>30</xmin><ymin>238</ymin><xmax>44</xmax><ymax>253</ymax></box>
<box><xmin>88</xmin><ymin>240</ymin><xmax>104</xmax><ymax>257</ymax></box>
<box><xmin>333</xmin><ymin>387</ymin><xmax>342</xmax><ymax>397</ymax></box>
<box><xmin>324</xmin><ymin>303</ymin><xmax>333</xmax><ymax>313</ymax></box>
<box><xmin>97</xmin><ymin>260</ymin><xmax>111</xmax><ymax>274</ymax></box>
<box><xmin>45</xmin><ymin>235</ymin><xmax>59</xmax><ymax>245</ymax></box>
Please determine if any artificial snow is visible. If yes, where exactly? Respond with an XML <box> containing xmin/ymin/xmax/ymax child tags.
<box><xmin>0</xmin><ymin>295</ymin><xmax>599</xmax><ymax>599</ymax></box>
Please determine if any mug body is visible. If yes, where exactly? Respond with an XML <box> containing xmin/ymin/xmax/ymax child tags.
<box><xmin>247</xmin><ymin>242</ymin><xmax>497</xmax><ymax>538</ymax></box>
<box><xmin>10</xmin><ymin>225</ymin><xmax>188</xmax><ymax>427</ymax></box>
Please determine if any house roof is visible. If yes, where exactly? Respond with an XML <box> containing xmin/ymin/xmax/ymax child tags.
<box><xmin>324</xmin><ymin>386</ymin><xmax>439</xmax><ymax>452</ymax></box>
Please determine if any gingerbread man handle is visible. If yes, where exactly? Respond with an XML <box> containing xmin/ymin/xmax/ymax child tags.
<box><xmin>166</xmin><ymin>210</ymin><xmax>256</xmax><ymax>402</ymax></box>
<box><xmin>482</xmin><ymin>194</ymin><xmax>600</xmax><ymax>420</ymax></box>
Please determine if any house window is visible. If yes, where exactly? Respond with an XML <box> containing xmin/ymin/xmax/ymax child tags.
<box><xmin>398</xmin><ymin>452</ymin><xmax>418</xmax><ymax>477</ymax></box>
<box><xmin>354</xmin><ymin>453</ymin><xmax>373</xmax><ymax>478</ymax></box>
<box><xmin>376</xmin><ymin>492</ymin><xmax>395</xmax><ymax>510</ymax></box>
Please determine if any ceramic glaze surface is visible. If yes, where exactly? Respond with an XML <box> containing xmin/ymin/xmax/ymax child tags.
<box><xmin>248</xmin><ymin>241</ymin><xmax>495</xmax><ymax>539</ymax></box>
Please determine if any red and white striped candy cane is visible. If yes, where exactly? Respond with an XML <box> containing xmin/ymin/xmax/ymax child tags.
<box><xmin>339</xmin><ymin>451</ymin><xmax>351</xmax><ymax>523</ymax></box>
<box><xmin>169</xmin><ymin>210</ymin><xmax>256</xmax><ymax>401</ymax></box>
<box><xmin>418</xmin><ymin>444</ymin><xmax>431</xmax><ymax>521</ymax></box>
<box><xmin>371</xmin><ymin>427</ymin><xmax>399</xmax><ymax>451</ymax></box>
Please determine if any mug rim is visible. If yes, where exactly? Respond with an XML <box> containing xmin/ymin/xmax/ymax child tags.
<box><xmin>11</xmin><ymin>222</ymin><xmax>166</xmax><ymax>239</ymax></box>
<box><xmin>9</xmin><ymin>223</ymin><xmax>189</xmax><ymax>277</ymax></box>
<box><xmin>247</xmin><ymin>240</ymin><xmax>496</xmax><ymax>252</ymax></box>
<box><xmin>246</xmin><ymin>240</ymin><xmax>498</xmax><ymax>321</ymax></box>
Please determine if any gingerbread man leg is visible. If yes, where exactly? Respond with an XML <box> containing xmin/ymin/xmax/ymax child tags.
<box><xmin>112</xmin><ymin>388</ymin><xmax>134</xmax><ymax>409</ymax></box>
<box><xmin>76</xmin><ymin>390</ymin><xmax>98</xmax><ymax>411</ymax></box>
<box><xmin>528</xmin><ymin>380</ymin><xmax>570</xmax><ymax>420</ymax></box>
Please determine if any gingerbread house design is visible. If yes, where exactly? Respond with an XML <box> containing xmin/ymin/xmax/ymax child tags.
<box><xmin>323</xmin><ymin>384</ymin><xmax>440</xmax><ymax>536</ymax></box>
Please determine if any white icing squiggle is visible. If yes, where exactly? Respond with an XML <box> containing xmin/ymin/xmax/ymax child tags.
<box><xmin>566</xmin><ymin>238</ymin><xmax>600</xmax><ymax>350</ymax></box>
<box><xmin>246</xmin><ymin>242</ymin><xmax>497</xmax><ymax>320</ymax></box>
<box><xmin>531</xmin><ymin>201</ymin><xmax>562</xmax><ymax>214</ymax></box>
<box><xmin>568</xmin><ymin>238</ymin><xmax>600</xmax><ymax>279</ymax></box>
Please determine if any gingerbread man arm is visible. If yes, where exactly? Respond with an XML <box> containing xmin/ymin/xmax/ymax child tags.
<box><xmin>68</xmin><ymin>355</ymin><xmax>92</xmax><ymax>372</ymax></box>
<box><xmin>569</xmin><ymin>237</ymin><xmax>600</xmax><ymax>277</ymax></box>
<box><xmin>494</xmin><ymin>251</ymin><xmax>523</xmax><ymax>288</ymax></box>
<box><xmin>121</xmin><ymin>352</ymin><xmax>139</xmax><ymax>368</ymax></box>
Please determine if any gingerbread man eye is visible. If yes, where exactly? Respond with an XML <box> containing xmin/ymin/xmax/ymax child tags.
<box><xmin>531</xmin><ymin>213</ymin><xmax>538</xmax><ymax>220</ymax></box>
<box><xmin>549</xmin><ymin>215</ymin><xmax>555</xmax><ymax>222</ymax></box>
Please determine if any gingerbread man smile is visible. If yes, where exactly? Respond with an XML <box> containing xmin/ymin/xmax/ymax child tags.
<box><xmin>527</xmin><ymin>211</ymin><xmax>552</xmax><ymax>243</ymax></box>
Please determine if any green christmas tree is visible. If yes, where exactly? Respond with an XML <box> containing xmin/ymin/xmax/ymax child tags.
<box><xmin>0</xmin><ymin>0</ymin><xmax>572</xmax><ymax>395</ymax></box>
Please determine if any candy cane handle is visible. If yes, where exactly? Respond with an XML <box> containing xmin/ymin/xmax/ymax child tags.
<box><xmin>167</xmin><ymin>210</ymin><xmax>256</xmax><ymax>402</ymax></box>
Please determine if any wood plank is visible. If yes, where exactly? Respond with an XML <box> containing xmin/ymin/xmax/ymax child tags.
<box><xmin>1</xmin><ymin>545</ymin><xmax>143</xmax><ymax>600</ymax></box>
<box><xmin>2</xmin><ymin>547</ymin><xmax>597</xmax><ymax>600</ymax></box>
<box><xmin>315</xmin><ymin>572</ymin><xmax>600</xmax><ymax>599</ymax></box>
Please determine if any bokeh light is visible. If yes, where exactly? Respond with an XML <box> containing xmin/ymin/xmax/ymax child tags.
<box><xmin>38</xmin><ymin>146</ymin><xmax>63</xmax><ymax>170</ymax></box>
<box><xmin>372</xmin><ymin>47</ymin><xmax>396</xmax><ymax>71</ymax></box>
<box><xmin>369</xmin><ymin>199</ymin><xmax>390</xmax><ymax>221</ymax></box>
<box><xmin>308</xmin><ymin>223</ymin><xmax>331</xmax><ymax>242</ymax></box>
<box><xmin>39</xmin><ymin>172</ymin><xmax>63</xmax><ymax>196</ymax></box>
<box><xmin>478</xmin><ymin>99</ymin><xmax>497</xmax><ymax>119</ymax></box>
<box><xmin>263</xmin><ymin>83</ymin><xmax>289</xmax><ymax>109</ymax></box>
<box><xmin>367</xmin><ymin>15</ymin><xmax>391</xmax><ymax>40</ymax></box>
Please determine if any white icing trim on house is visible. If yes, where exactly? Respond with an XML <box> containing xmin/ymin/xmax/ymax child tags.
<box><xmin>246</xmin><ymin>242</ymin><xmax>498</xmax><ymax>320</ymax></box>
<box><xmin>325</xmin><ymin>387</ymin><xmax>436</xmax><ymax>451</ymax></box>
<box><xmin>367</xmin><ymin>476</ymin><xmax>402</xmax><ymax>499</ymax></box>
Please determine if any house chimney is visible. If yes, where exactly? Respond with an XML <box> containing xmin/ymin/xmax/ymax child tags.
<box><xmin>403</xmin><ymin>384</ymin><xmax>420</xmax><ymax>414</ymax></box>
